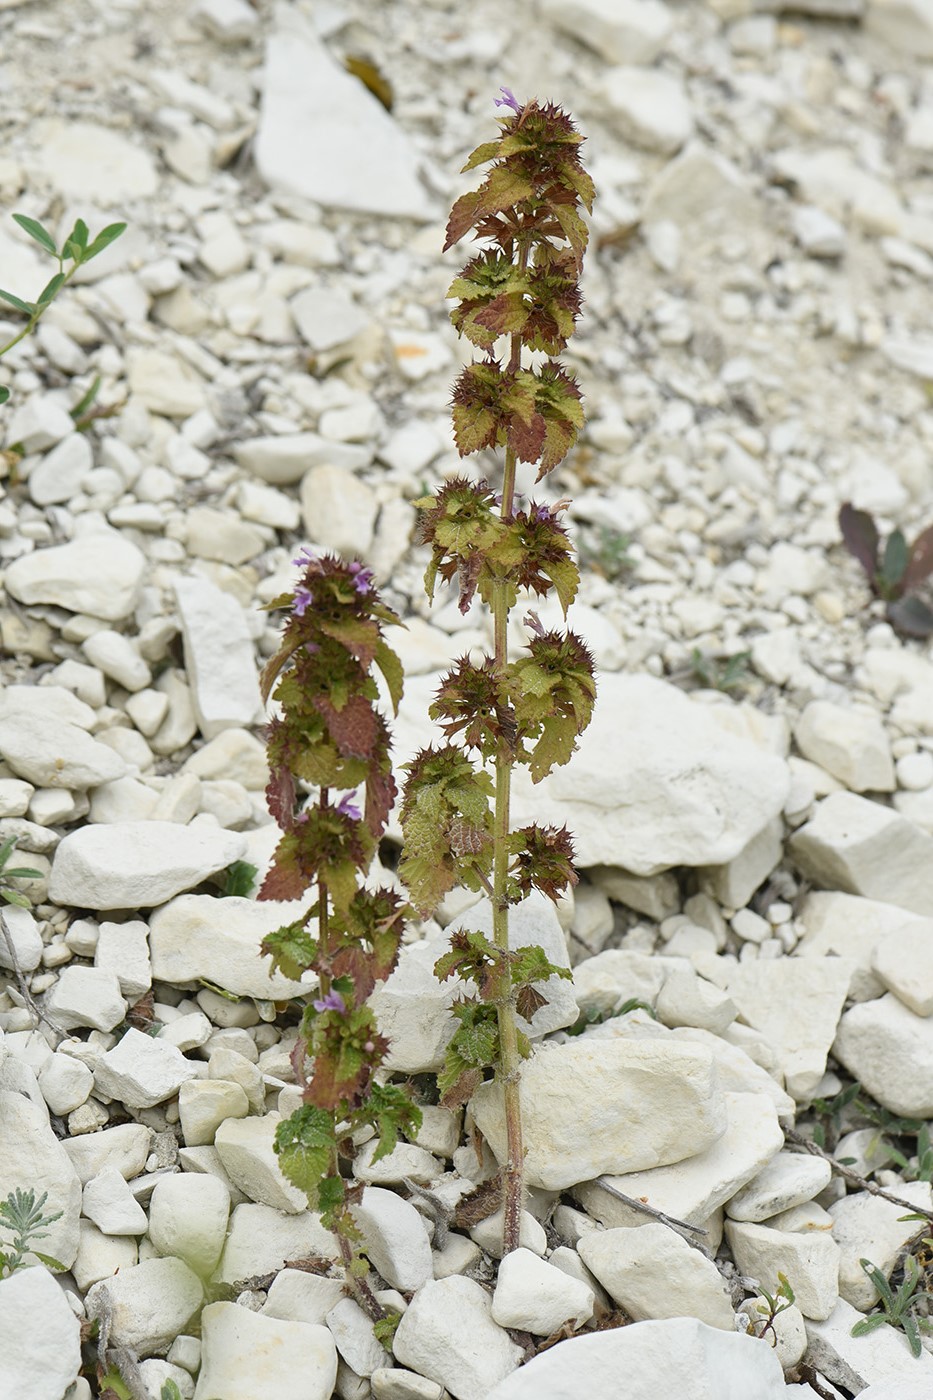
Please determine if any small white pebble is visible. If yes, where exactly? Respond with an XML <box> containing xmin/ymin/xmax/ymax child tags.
<box><xmin>897</xmin><ymin>750</ymin><xmax>933</xmax><ymax>791</ymax></box>
<box><xmin>731</xmin><ymin>908</ymin><xmax>771</xmax><ymax>945</ymax></box>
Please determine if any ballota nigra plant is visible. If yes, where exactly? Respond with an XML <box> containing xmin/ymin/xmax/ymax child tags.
<box><xmin>257</xmin><ymin>551</ymin><xmax>420</xmax><ymax>1332</ymax></box>
<box><xmin>399</xmin><ymin>88</ymin><xmax>596</xmax><ymax>1253</ymax></box>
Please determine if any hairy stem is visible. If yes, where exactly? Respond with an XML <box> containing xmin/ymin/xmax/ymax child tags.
<box><xmin>336</xmin><ymin>1221</ymin><xmax>385</xmax><ymax>1323</ymax></box>
<box><xmin>493</xmin><ymin>323</ymin><xmax>524</xmax><ymax>1247</ymax></box>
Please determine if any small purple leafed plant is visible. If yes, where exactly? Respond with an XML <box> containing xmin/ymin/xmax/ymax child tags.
<box><xmin>399</xmin><ymin>91</ymin><xmax>596</xmax><ymax>1254</ymax></box>
<box><xmin>257</xmin><ymin>550</ymin><xmax>419</xmax><ymax>1337</ymax></box>
<box><xmin>839</xmin><ymin>502</ymin><xmax>933</xmax><ymax>636</ymax></box>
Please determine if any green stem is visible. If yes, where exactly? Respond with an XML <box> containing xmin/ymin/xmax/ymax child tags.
<box><xmin>0</xmin><ymin>260</ymin><xmax>79</xmax><ymax>361</ymax></box>
<box><xmin>492</xmin><ymin>324</ymin><xmax>525</xmax><ymax>1251</ymax></box>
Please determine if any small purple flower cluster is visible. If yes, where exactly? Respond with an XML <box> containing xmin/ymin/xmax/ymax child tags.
<box><xmin>348</xmin><ymin>561</ymin><xmax>374</xmax><ymax>595</ymax></box>
<box><xmin>336</xmin><ymin>792</ymin><xmax>362</xmax><ymax>821</ymax></box>
<box><xmin>313</xmin><ymin>989</ymin><xmax>346</xmax><ymax>1014</ymax></box>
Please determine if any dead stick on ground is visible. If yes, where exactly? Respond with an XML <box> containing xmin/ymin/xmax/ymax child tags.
<box><xmin>594</xmin><ymin>1178</ymin><xmax>710</xmax><ymax>1245</ymax></box>
<box><xmin>785</xmin><ymin>1127</ymin><xmax>933</xmax><ymax>1221</ymax></box>
<box><xmin>0</xmin><ymin>907</ymin><xmax>63</xmax><ymax>1042</ymax></box>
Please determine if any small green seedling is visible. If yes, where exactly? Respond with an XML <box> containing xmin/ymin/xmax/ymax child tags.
<box><xmin>0</xmin><ymin>1188</ymin><xmax>65</xmax><ymax>1276</ymax></box>
<box><xmin>0</xmin><ymin>212</ymin><xmax>126</xmax><ymax>405</ymax></box>
<box><xmin>0</xmin><ymin>834</ymin><xmax>41</xmax><ymax>908</ymax></box>
<box><xmin>851</xmin><ymin>1255</ymin><xmax>933</xmax><ymax>1358</ymax></box>
<box><xmin>748</xmin><ymin>1273</ymin><xmax>796</xmax><ymax>1348</ymax></box>
<box><xmin>221</xmin><ymin>860</ymin><xmax>259</xmax><ymax>899</ymax></box>
<box><xmin>688</xmin><ymin>648</ymin><xmax>752</xmax><ymax>694</ymax></box>
<box><xmin>839</xmin><ymin>502</ymin><xmax>933</xmax><ymax>637</ymax></box>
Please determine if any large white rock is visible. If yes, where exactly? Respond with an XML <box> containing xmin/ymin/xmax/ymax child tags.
<box><xmin>393</xmin><ymin>1276</ymin><xmax>523</xmax><ymax>1400</ymax></box>
<box><xmin>471</xmin><ymin>1038</ymin><xmax>726</xmax><ymax>1191</ymax></box>
<box><xmin>45</xmin><ymin>966</ymin><xmax>127</xmax><ymax>1033</ymax></box>
<box><xmin>833</xmin><ymin>993</ymin><xmax>933</xmax><ymax>1116</ymax></box>
<box><xmin>372</xmin><ymin>892</ymin><xmax>576</xmax><ymax>1074</ymax></box>
<box><xmin>716</xmin><ymin>958</ymin><xmax>851</xmax><ymax>1100</ymax></box>
<box><xmin>28</xmin><ymin>432</ymin><xmax>93</xmax><ymax>506</ymax></box>
<box><xmin>396</xmin><ymin>674</ymin><xmax>789</xmax><ymax>875</ymax></box>
<box><xmin>484</xmin><ymin>1317</ymin><xmax>788</xmax><ymax>1400</ymax></box>
<box><xmin>300</xmin><ymin>463</ymin><xmax>378</xmax><ymax>558</ymax></box>
<box><xmin>829</xmin><ymin>1183</ymin><xmax>933</xmax><ymax>1311</ymax></box>
<box><xmin>725</xmin><ymin>1218</ymin><xmax>839</xmax><ymax>1321</ymax></box>
<box><xmin>492</xmin><ymin>1248</ymin><xmax>594</xmax><ymax>1334</ymax></box>
<box><xmin>262</xmin><ymin>1269</ymin><xmax>345</xmax><ymax>1324</ymax></box>
<box><xmin>93</xmin><ymin>1027</ymin><xmax>198</xmax><ymax>1109</ymax></box>
<box><xmin>539</xmin><ymin>0</ymin><xmax>672</xmax><ymax>63</ymax></box>
<box><xmin>148</xmin><ymin>1173</ymin><xmax>231</xmax><ymax>1275</ymax></box>
<box><xmin>642</xmin><ymin>143</ymin><xmax>756</xmax><ymax>232</ymax></box>
<box><xmin>871</xmin><ymin>919</ymin><xmax>933</xmax><ymax>1015</ymax></box>
<box><xmin>214</xmin><ymin>1114</ymin><xmax>308</xmax><ymax>1213</ymax></box>
<box><xmin>255</xmin><ymin>7</ymin><xmax>431</xmax><ymax>219</ymax></box>
<box><xmin>794</xmin><ymin>891</ymin><xmax>916</xmax><ymax>1001</ymax></box>
<box><xmin>85</xmin><ymin>1257</ymin><xmax>203</xmax><ymax>1358</ymax></box>
<box><xmin>351</xmin><ymin>1186</ymin><xmax>433</xmax><ymax>1293</ymax></box>
<box><xmin>62</xmin><ymin>1122</ymin><xmax>152</xmax><ymax>1184</ymax></box>
<box><xmin>216</xmin><ymin>1203</ymin><xmax>336</xmax><ymax>1285</ymax></box>
<box><xmin>0</xmin><ymin>1090</ymin><xmax>81</xmax><ymax>1268</ymax></box>
<box><xmin>579</xmin><ymin>1224</ymin><xmax>734</xmax><ymax>1329</ymax></box>
<box><xmin>866</xmin><ymin>0</ymin><xmax>933</xmax><ymax>58</ymax></box>
<box><xmin>727</xmin><ymin>1151</ymin><xmax>831</xmax><ymax>1224</ymax></box>
<box><xmin>0</xmin><ymin>1265</ymin><xmax>82</xmax><ymax>1400</ymax></box>
<box><xmin>3</xmin><ymin>534</ymin><xmax>146</xmax><ymax>621</ymax></box>
<box><xmin>195</xmin><ymin>1302</ymin><xmax>337</xmax><ymax>1400</ymax></box>
<box><xmin>598</xmin><ymin>67</ymin><xmax>692</xmax><ymax>154</ymax></box>
<box><xmin>149</xmin><ymin>894</ymin><xmax>311</xmax><ymax>998</ymax></box>
<box><xmin>233</xmin><ymin>432</ymin><xmax>369</xmax><ymax>486</ymax></box>
<box><xmin>575</xmin><ymin>1091</ymin><xmax>783</xmax><ymax>1230</ymax></box>
<box><xmin>0</xmin><ymin>904</ymin><xmax>42</xmax><ymax>973</ymax></box>
<box><xmin>178</xmin><ymin>1079</ymin><xmax>249</xmax><ymax>1146</ymax></box>
<box><xmin>82</xmin><ymin>1166</ymin><xmax>148</xmax><ymax>1236</ymax></box>
<box><xmin>173</xmin><ymin>578</ymin><xmax>263</xmax><ymax>739</ymax></box>
<box><xmin>49</xmin><ymin>822</ymin><xmax>246</xmax><ymax>911</ymax></box>
<box><xmin>326</xmin><ymin>1297</ymin><xmax>386</xmax><ymax>1378</ymax></box>
<box><xmin>31</xmin><ymin>119</ymin><xmax>158</xmax><ymax>200</ymax></box>
<box><xmin>790</xmin><ymin>793</ymin><xmax>933</xmax><ymax>916</ymax></box>
<box><xmin>0</xmin><ymin>712</ymin><xmax>125</xmax><ymax>790</ymax></box>
<box><xmin>794</xmin><ymin>702</ymin><xmax>894</xmax><ymax>793</ymax></box>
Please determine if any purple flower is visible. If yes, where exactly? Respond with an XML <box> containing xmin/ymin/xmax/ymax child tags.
<box><xmin>313</xmin><ymin>989</ymin><xmax>346</xmax><ymax>1014</ymax></box>
<box><xmin>494</xmin><ymin>86</ymin><xmax>522</xmax><ymax>114</ymax></box>
<box><xmin>348</xmin><ymin>561</ymin><xmax>374</xmax><ymax>596</ymax></box>
<box><xmin>533</xmin><ymin>503</ymin><xmax>553</xmax><ymax>522</ymax></box>
<box><xmin>292</xmin><ymin>546</ymin><xmax>319</xmax><ymax>568</ymax></box>
<box><xmin>336</xmin><ymin>792</ymin><xmax>362</xmax><ymax>822</ymax></box>
<box><xmin>292</xmin><ymin>585</ymin><xmax>313</xmax><ymax>617</ymax></box>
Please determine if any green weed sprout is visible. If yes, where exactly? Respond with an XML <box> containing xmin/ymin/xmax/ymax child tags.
<box><xmin>747</xmin><ymin>1272</ymin><xmax>796</xmax><ymax>1348</ymax></box>
<box><xmin>0</xmin><ymin>834</ymin><xmax>41</xmax><ymax>908</ymax></box>
<box><xmin>399</xmin><ymin>90</ymin><xmax>595</xmax><ymax>1254</ymax></box>
<box><xmin>0</xmin><ymin>213</ymin><xmax>126</xmax><ymax>405</ymax></box>
<box><xmin>851</xmin><ymin>1254</ymin><xmax>933</xmax><ymax>1358</ymax></box>
<box><xmin>0</xmin><ymin>1188</ymin><xmax>65</xmax><ymax>1276</ymax></box>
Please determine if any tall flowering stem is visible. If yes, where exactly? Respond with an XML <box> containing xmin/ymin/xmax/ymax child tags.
<box><xmin>258</xmin><ymin>553</ymin><xmax>419</xmax><ymax>1332</ymax></box>
<box><xmin>400</xmin><ymin>95</ymin><xmax>596</xmax><ymax>1254</ymax></box>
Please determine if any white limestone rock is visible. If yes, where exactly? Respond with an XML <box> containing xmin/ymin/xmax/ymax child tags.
<box><xmin>396</xmin><ymin>674</ymin><xmax>789</xmax><ymax>876</ymax></box>
<box><xmin>599</xmin><ymin>67</ymin><xmax>692</xmax><ymax>155</ymax></box>
<box><xmin>72</xmin><ymin>1220</ymin><xmax>138</xmax><ymax>1291</ymax></box>
<box><xmin>575</xmin><ymin>1091</ymin><xmax>783</xmax><ymax>1231</ymax></box>
<box><xmin>300</xmin><ymin>462</ymin><xmax>378</xmax><ymax>557</ymax></box>
<box><xmin>484</xmin><ymin>1317</ymin><xmax>788</xmax><ymax>1400</ymax></box>
<box><xmin>193</xmin><ymin>0</ymin><xmax>259</xmax><ymax>42</ymax></box>
<box><xmin>642</xmin><ymin>142</ymin><xmax>756</xmax><ymax>232</ymax></box>
<box><xmin>866</xmin><ymin>0</ymin><xmax>933</xmax><ymax>58</ymax></box>
<box><xmin>149</xmin><ymin>894</ymin><xmax>311</xmax><ymax>998</ymax></box>
<box><xmin>492</xmin><ymin>1248</ymin><xmax>595</xmax><ymax>1334</ymax></box>
<box><xmin>4</xmin><ymin>534</ymin><xmax>146</xmax><ymax>621</ymax></box>
<box><xmin>0</xmin><ymin>711</ymin><xmax>126</xmax><ymax>789</ymax></box>
<box><xmin>32</xmin><ymin>118</ymin><xmax>158</xmax><ymax>200</ymax></box>
<box><xmin>63</xmin><ymin>1122</ymin><xmax>152</xmax><ymax>1184</ymax></box>
<box><xmin>233</xmin><ymin>432</ymin><xmax>369</xmax><ymax>486</ymax></box>
<box><xmin>578</xmin><ymin>1224</ymin><xmax>734</xmax><ymax>1329</ymax></box>
<box><xmin>86</xmin><ymin>1257</ymin><xmax>203</xmax><ymax>1359</ymax></box>
<box><xmin>326</xmin><ymin>1297</ymin><xmax>385</xmax><ymax>1378</ymax></box>
<box><xmin>214</xmin><ymin>1114</ymin><xmax>308</xmax><ymax>1213</ymax></box>
<box><xmin>50</xmin><ymin>823</ymin><xmax>247</xmax><ymax>911</ymax></box>
<box><xmin>829</xmin><ymin>1183</ymin><xmax>933</xmax><ymax>1311</ymax></box>
<box><xmin>0</xmin><ymin>1264</ymin><xmax>82</xmax><ymax>1400</ymax></box>
<box><xmin>725</xmin><ymin>1218</ymin><xmax>839</xmax><ymax>1321</ymax></box>
<box><xmin>793</xmin><ymin>205</ymin><xmax>847</xmax><ymax>259</ymax></box>
<box><xmin>471</xmin><ymin>1037</ymin><xmax>726</xmax><ymax>1191</ymax></box>
<box><xmin>833</xmin><ymin>993</ymin><xmax>933</xmax><ymax>1116</ymax></box>
<box><xmin>0</xmin><ymin>904</ymin><xmax>42</xmax><ymax>972</ymax></box>
<box><xmin>262</xmin><ymin>1269</ymin><xmax>345</xmax><ymax>1324</ymax></box>
<box><xmin>215</xmin><ymin>1203</ymin><xmax>336</xmax><ymax>1285</ymax></box>
<box><xmin>795</xmin><ymin>702</ymin><xmax>894</xmax><ymax>793</ymax></box>
<box><xmin>46</xmin><ymin>967</ymin><xmax>127</xmax><ymax>1033</ymax></box>
<box><xmin>173</xmin><ymin>577</ymin><xmax>263</xmax><ymax>739</ymax></box>
<box><xmin>0</xmin><ymin>1090</ymin><xmax>81</xmax><ymax>1268</ymax></box>
<box><xmin>83</xmin><ymin>630</ymin><xmax>151</xmax><ymax>693</ymax></box>
<box><xmin>179</xmin><ymin>1079</ymin><xmax>250</xmax><ymax>1146</ymax></box>
<box><xmin>82</xmin><ymin>1165</ymin><xmax>148</xmax><ymax>1236</ymax></box>
<box><xmin>794</xmin><ymin>891</ymin><xmax>914</xmax><ymax>1001</ymax></box>
<box><xmin>790</xmin><ymin>793</ymin><xmax>933</xmax><ymax>917</ymax></box>
<box><xmin>37</xmin><ymin>1051</ymin><xmax>94</xmax><ymax>1116</ymax></box>
<box><xmin>871</xmin><ymin>919</ymin><xmax>933</xmax><ymax>1015</ymax></box>
<box><xmin>352</xmin><ymin>1186</ymin><xmax>433</xmax><ymax>1292</ymax></box>
<box><xmin>393</xmin><ymin>1276</ymin><xmax>523</xmax><ymax>1400</ymax></box>
<box><xmin>291</xmin><ymin>288</ymin><xmax>371</xmax><ymax>352</ymax></box>
<box><xmin>697</xmin><ymin>816</ymin><xmax>783</xmax><ymax>909</ymax></box>
<box><xmin>716</xmin><ymin>958</ymin><xmax>852</xmax><ymax>1100</ymax></box>
<box><xmin>727</xmin><ymin>1151</ymin><xmax>832</xmax><ymax>1223</ymax></box>
<box><xmin>255</xmin><ymin>8</ymin><xmax>431</xmax><ymax>219</ymax></box>
<box><xmin>539</xmin><ymin>0</ymin><xmax>672</xmax><ymax>63</ymax></box>
<box><xmin>28</xmin><ymin>431</ymin><xmax>93</xmax><ymax>505</ymax></box>
<box><xmin>148</xmin><ymin>1172</ymin><xmax>231</xmax><ymax>1275</ymax></box>
<box><xmin>93</xmin><ymin>1027</ymin><xmax>198</xmax><ymax>1109</ymax></box>
<box><xmin>195</xmin><ymin>1303</ymin><xmax>337</xmax><ymax>1400</ymax></box>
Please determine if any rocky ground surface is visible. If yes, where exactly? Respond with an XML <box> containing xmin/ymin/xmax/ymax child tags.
<box><xmin>4</xmin><ymin>0</ymin><xmax>933</xmax><ymax>1397</ymax></box>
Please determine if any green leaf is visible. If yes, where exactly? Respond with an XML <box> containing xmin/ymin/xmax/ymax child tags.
<box><xmin>65</xmin><ymin>217</ymin><xmax>89</xmax><ymax>253</ymax></box>
<box><xmin>0</xmin><ymin>386</ymin><xmax>9</xmax><ymax>405</ymax></box>
<box><xmin>69</xmin><ymin>374</ymin><xmax>102</xmax><ymax>423</ymax></box>
<box><xmin>12</xmin><ymin>214</ymin><xmax>57</xmax><ymax>257</ymax></box>
<box><xmin>261</xmin><ymin>918</ymin><xmax>318</xmax><ymax>981</ymax></box>
<box><xmin>851</xmin><ymin>1313</ymin><xmax>890</xmax><ymax>1337</ymax></box>
<box><xmin>374</xmin><ymin>1311</ymin><xmax>402</xmax><ymax>1349</ymax></box>
<box><xmin>31</xmin><ymin>1250</ymin><xmax>66</xmax><ymax>1271</ymax></box>
<box><xmin>903</xmin><ymin>1310</ymin><xmax>923</xmax><ymax>1358</ymax></box>
<box><xmin>883</xmin><ymin>529</ymin><xmax>909</xmax><ymax>591</ymax></box>
<box><xmin>0</xmin><ymin>890</ymin><xmax>33</xmax><ymax>908</ymax></box>
<box><xmin>374</xmin><ymin>637</ymin><xmax>404</xmax><ymax>715</ymax></box>
<box><xmin>273</xmin><ymin>1106</ymin><xmax>336</xmax><ymax>1200</ymax></box>
<box><xmin>36</xmin><ymin>273</ymin><xmax>65</xmax><ymax>306</ymax></box>
<box><xmin>82</xmin><ymin>222</ymin><xmax>127</xmax><ymax>262</ymax></box>
<box><xmin>222</xmin><ymin>859</ymin><xmax>259</xmax><ymax>899</ymax></box>
<box><xmin>0</xmin><ymin>289</ymin><xmax>36</xmax><ymax>316</ymax></box>
<box><xmin>364</xmin><ymin>1082</ymin><xmax>423</xmax><ymax>1164</ymax></box>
